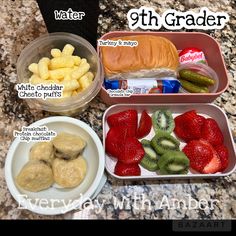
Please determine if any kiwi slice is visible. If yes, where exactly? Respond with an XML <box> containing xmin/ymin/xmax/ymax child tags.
<box><xmin>151</xmin><ymin>131</ymin><xmax>180</xmax><ymax>155</ymax></box>
<box><xmin>157</xmin><ymin>151</ymin><xmax>189</xmax><ymax>175</ymax></box>
<box><xmin>141</xmin><ymin>139</ymin><xmax>158</xmax><ymax>160</ymax></box>
<box><xmin>140</xmin><ymin>139</ymin><xmax>159</xmax><ymax>171</ymax></box>
<box><xmin>140</xmin><ymin>155</ymin><xmax>159</xmax><ymax>171</ymax></box>
<box><xmin>152</xmin><ymin>110</ymin><xmax>175</xmax><ymax>133</ymax></box>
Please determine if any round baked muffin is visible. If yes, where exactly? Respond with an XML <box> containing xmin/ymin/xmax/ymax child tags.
<box><xmin>52</xmin><ymin>132</ymin><xmax>86</xmax><ymax>160</ymax></box>
<box><xmin>52</xmin><ymin>156</ymin><xmax>87</xmax><ymax>188</ymax></box>
<box><xmin>29</xmin><ymin>142</ymin><xmax>54</xmax><ymax>165</ymax></box>
<box><xmin>16</xmin><ymin>160</ymin><xmax>54</xmax><ymax>192</ymax></box>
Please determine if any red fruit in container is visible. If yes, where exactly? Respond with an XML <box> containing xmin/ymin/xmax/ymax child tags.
<box><xmin>214</xmin><ymin>145</ymin><xmax>229</xmax><ymax>171</ymax></box>
<box><xmin>118</xmin><ymin>137</ymin><xmax>145</xmax><ymax>164</ymax></box>
<box><xmin>107</xmin><ymin>110</ymin><xmax>138</xmax><ymax>137</ymax></box>
<box><xmin>201</xmin><ymin>118</ymin><xmax>224</xmax><ymax>146</ymax></box>
<box><xmin>183</xmin><ymin>139</ymin><xmax>221</xmax><ymax>174</ymax></box>
<box><xmin>136</xmin><ymin>110</ymin><xmax>152</xmax><ymax>139</ymax></box>
<box><xmin>114</xmin><ymin>161</ymin><xmax>141</xmax><ymax>176</ymax></box>
<box><xmin>174</xmin><ymin>110</ymin><xmax>205</xmax><ymax>142</ymax></box>
<box><xmin>105</xmin><ymin>127</ymin><xmax>128</xmax><ymax>158</ymax></box>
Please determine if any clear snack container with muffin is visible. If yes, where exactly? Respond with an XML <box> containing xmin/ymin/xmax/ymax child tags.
<box><xmin>98</xmin><ymin>31</ymin><xmax>229</xmax><ymax>104</ymax></box>
<box><xmin>17</xmin><ymin>32</ymin><xmax>103</xmax><ymax>116</ymax></box>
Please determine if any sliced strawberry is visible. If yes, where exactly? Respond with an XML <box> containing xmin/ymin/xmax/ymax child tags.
<box><xmin>118</xmin><ymin>137</ymin><xmax>145</xmax><ymax>164</ymax></box>
<box><xmin>174</xmin><ymin>110</ymin><xmax>195</xmax><ymax>141</ymax></box>
<box><xmin>201</xmin><ymin>118</ymin><xmax>224</xmax><ymax>146</ymax></box>
<box><xmin>114</xmin><ymin>161</ymin><xmax>141</xmax><ymax>176</ymax></box>
<box><xmin>136</xmin><ymin>110</ymin><xmax>152</xmax><ymax>139</ymax></box>
<box><xmin>107</xmin><ymin>110</ymin><xmax>138</xmax><ymax>137</ymax></box>
<box><xmin>202</xmin><ymin>154</ymin><xmax>221</xmax><ymax>174</ymax></box>
<box><xmin>183</xmin><ymin>139</ymin><xmax>215</xmax><ymax>173</ymax></box>
<box><xmin>215</xmin><ymin>145</ymin><xmax>229</xmax><ymax>171</ymax></box>
<box><xmin>105</xmin><ymin>127</ymin><xmax>128</xmax><ymax>158</ymax></box>
<box><xmin>174</xmin><ymin>110</ymin><xmax>205</xmax><ymax>142</ymax></box>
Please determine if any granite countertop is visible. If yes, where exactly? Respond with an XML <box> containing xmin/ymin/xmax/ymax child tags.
<box><xmin>0</xmin><ymin>0</ymin><xmax>235</xmax><ymax>219</ymax></box>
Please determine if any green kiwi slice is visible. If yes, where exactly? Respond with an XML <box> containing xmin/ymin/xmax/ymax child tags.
<box><xmin>157</xmin><ymin>151</ymin><xmax>189</xmax><ymax>175</ymax></box>
<box><xmin>140</xmin><ymin>155</ymin><xmax>159</xmax><ymax>171</ymax></box>
<box><xmin>151</xmin><ymin>131</ymin><xmax>180</xmax><ymax>155</ymax></box>
<box><xmin>141</xmin><ymin>139</ymin><xmax>158</xmax><ymax>160</ymax></box>
<box><xmin>140</xmin><ymin>139</ymin><xmax>159</xmax><ymax>171</ymax></box>
<box><xmin>152</xmin><ymin>110</ymin><xmax>175</xmax><ymax>133</ymax></box>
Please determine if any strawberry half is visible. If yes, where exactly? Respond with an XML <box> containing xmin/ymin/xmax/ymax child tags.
<box><xmin>114</xmin><ymin>161</ymin><xmax>141</xmax><ymax>176</ymax></box>
<box><xmin>183</xmin><ymin>139</ymin><xmax>221</xmax><ymax>173</ymax></box>
<box><xmin>118</xmin><ymin>137</ymin><xmax>145</xmax><ymax>164</ymax></box>
<box><xmin>107</xmin><ymin>110</ymin><xmax>138</xmax><ymax>137</ymax></box>
<box><xmin>202</xmin><ymin>154</ymin><xmax>221</xmax><ymax>174</ymax></box>
<box><xmin>136</xmin><ymin>110</ymin><xmax>152</xmax><ymax>139</ymax></box>
<box><xmin>214</xmin><ymin>145</ymin><xmax>229</xmax><ymax>171</ymax></box>
<box><xmin>105</xmin><ymin>127</ymin><xmax>128</xmax><ymax>158</ymax></box>
<box><xmin>174</xmin><ymin>110</ymin><xmax>205</xmax><ymax>142</ymax></box>
<box><xmin>201</xmin><ymin>118</ymin><xmax>224</xmax><ymax>146</ymax></box>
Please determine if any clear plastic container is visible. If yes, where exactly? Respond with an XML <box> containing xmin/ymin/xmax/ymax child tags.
<box><xmin>17</xmin><ymin>32</ymin><xmax>103</xmax><ymax>116</ymax></box>
<box><xmin>177</xmin><ymin>63</ymin><xmax>219</xmax><ymax>93</ymax></box>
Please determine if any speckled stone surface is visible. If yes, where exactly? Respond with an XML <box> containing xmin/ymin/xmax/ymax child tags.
<box><xmin>0</xmin><ymin>0</ymin><xmax>235</xmax><ymax>219</ymax></box>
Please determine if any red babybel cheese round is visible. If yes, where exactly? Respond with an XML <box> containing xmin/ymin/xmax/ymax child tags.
<box><xmin>179</xmin><ymin>47</ymin><xmax>207</xmax><ymax>64</ymax></box>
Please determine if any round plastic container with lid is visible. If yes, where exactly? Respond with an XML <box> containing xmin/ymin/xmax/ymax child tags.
<box><xmin>17</xmin><ymin>32</ymin><xmax>103</xmax><ymax>116</ymax></box>
<box><xmin>177</xmin><ymin>63</ymin><xmax>219</xmax><ymax>94</ymax></box>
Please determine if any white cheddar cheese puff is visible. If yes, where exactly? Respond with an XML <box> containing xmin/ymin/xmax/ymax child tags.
<box><xmin>50</xmin><ymin>56</ymin><xmax>74</xmax><ymax>70</ymax></box>
<box><xmin>79</xmin><ymin>74</ymin><xmax>92</xmax><ymax>90</ymax></box>
<box><xmin>49</xmin><ymin>68</ymin><xmax>73</xmax><ymax>80</ymax></box>
<box><xmin>41</xmin><ymin>57</ymin><xmax>50</xmax><ymax>65</ymax></box>
<box><xmin>63</xmin><ymin>91</ymin><xmax>73</xmax><ymax>98</ymax></box>
<box><xmin>85</xmin><ymin>71</ymin><xmax>94</xmax><ymax>82</ymax></box>
<box><xmin>71</xmin><ymin>63</ymin><xmax>90</xmax><ymax>80</ymax></box>
<box><xmin>61</xmin><ymin>79</ymin><xmax>80</xmax><ymax>91</ymax></box>
<box><xmin>29</xmin><ymin>75</ymin><xmax>41</xmax><ymax>84</ymax></box>
<box><xmin>64</xmin><ymin>75</ymin><xmax>72</xmax><ymax>81</ymax></box>
<box><xmin>80</xmin><ymin>58</ymin><xmax>87</xmax><ymax>65</ymax></box>
<box><xmin>29</xmin><ymin>75</ymin><xmax>59</xmax><ymax>85</ymax></box>
<box><xmin>72</xmin><ymin>56</ymin><xmax>81</xmax><ymax>66</ymax></box>
<box><xmin>28</xmin><ymin>63</ymin><xmax>39</xmax><ymax>75</ymax></box>
<box><xmin>51</xmin><ymin>48</ymin><xmax>62</xmax><ymax>58</ymax></box>
<box><xmin>62</xmin><ymin>44</ymin><xmax>75</xmax><ymax>56</ymax></box>
<box><xmin>38</xmin><ymin>57</ymin><xmax>50</xmax><ymax>80</ymax></box>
